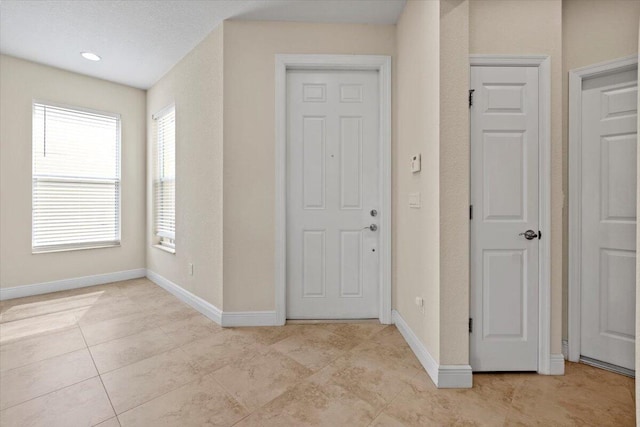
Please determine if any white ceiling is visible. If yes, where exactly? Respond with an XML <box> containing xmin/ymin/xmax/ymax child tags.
<box><xmin>0</xmin><ymin>0</ymin><xmax>406</xmax><ymax>89</ymax></box>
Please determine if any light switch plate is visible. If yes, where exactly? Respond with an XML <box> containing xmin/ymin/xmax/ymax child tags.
<box><xmin>409</xmin><ymin>192</ymin><xmax>421</xmax><ymax>208</ymax></box>
<box><xmin>411</xmin><ymin>154</ymin><xmax>421</xmax><ymax>173</ymax></box>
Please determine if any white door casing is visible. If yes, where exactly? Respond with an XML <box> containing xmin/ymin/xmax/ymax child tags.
<box><xmin>275</xmin><ymin>55</ymin><xmax>392</xmax><ymax>325</ymax></box>
<box><xmin>578</xmin><ymin>69</ymin><xmax>637</xmax><ymax>371</ymax></box>
<box><xmin>470</xmin><ymin>65</ymin><xmax>541</xmax><ymax>371</ymax></box>
<box><xmin>286</xmin><ymin>70</ymin><xmax>380</xmax><ymax>319</ymax></box>
<box><xmin>567</xmin><ymin>55</ymin><xmax>638</xmax><ymax>366</ymax></box>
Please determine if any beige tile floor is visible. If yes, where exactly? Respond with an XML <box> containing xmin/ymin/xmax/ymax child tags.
<box><xmin>0</xmin><ymin>278</ymin><xmax>635</xmax><ymax>426</ymax></box>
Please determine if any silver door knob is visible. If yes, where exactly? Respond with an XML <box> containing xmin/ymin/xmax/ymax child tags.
<box><xmin>363</xmin><ymin>224</ymin><xmax>378</xmax><ymax>231</ymax></box>
<box><xmin>519</xmin><ymin>230</ymin><xmax>538</xmax><ymax>240</ymax></box>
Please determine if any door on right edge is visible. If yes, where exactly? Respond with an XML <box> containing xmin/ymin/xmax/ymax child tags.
<box><xmin>580</xmin><ymin>68</ymin><xmax>637</xmax><ymax>372</ymax></box>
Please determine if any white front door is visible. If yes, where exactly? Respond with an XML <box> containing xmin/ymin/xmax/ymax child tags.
<box><xmin>470</xmin><ymin>65</ymin><xmax>540</xmax><ymax>371</ymax></box>
<box><xmin>580</xmin><ymin>69</ymin><xmax>637</xmax><ymax>371</ymax></box>
<box><xmin>286</xmin><ymin>70</ymin><xmax>380</xmax><ymax>319</ymax></box>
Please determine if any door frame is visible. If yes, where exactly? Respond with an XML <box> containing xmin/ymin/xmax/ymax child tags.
<box><xmin>469</xmin><ymin>54</ymin><xmax>554</xmax><ymax>374</ymax></box>
<box><xmin>274</xmin><ymin>54</ymin><xmax>392</xmax><ymax>326</ymax></box>
<box><xmin>567</xmin><ymin>54</ymin><xmax>638</xmax><ymax>363</ymax></box>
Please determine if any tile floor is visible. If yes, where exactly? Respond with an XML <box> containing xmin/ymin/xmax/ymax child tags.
<box><xmin>0</xmin><ymin>278</ymin><xmax>635</xmax><ymax>426</ymax></box>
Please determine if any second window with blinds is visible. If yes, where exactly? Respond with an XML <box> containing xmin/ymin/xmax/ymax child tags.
<box><xmin>153</xmin><ymin>105</ymin><xmax>176</xmax><ymax>252</ymax></box>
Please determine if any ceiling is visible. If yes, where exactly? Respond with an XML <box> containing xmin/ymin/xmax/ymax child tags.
<box><xmin>0</xmin><ymin>0</ymin><xmax>406</xmax><ymax>89</ymax></box>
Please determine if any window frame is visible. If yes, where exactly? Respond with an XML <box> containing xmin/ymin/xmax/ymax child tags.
<box><xmin>152</xmin><ymin>103</ymin><xmax>176</xmax><ymax>254</ymax></box>
<box><xmin>31</xmin><ymin>99</ymin><xmax>122</xmax><ymax>254</ymax></box>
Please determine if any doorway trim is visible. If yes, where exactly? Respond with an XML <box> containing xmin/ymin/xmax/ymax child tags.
<box><xmin>274</xmin><ymin>54</ymin><xmax>392</xmax><ymax>326</ymax></box>
<box><xmin>567</xmin><ymin>54</ymin><xmax>638</xmax><ymax>363</ymax></box>
<box><xmin>469</xmin><ymin>54</ymin><xmax>555</xmax><ymax>374</ymax></box>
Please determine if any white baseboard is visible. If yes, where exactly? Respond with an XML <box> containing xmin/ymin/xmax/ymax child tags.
<box><xmin>146</xmin><ymin>269</ymin><xmax>222</xmax><ymax>325</ymax></box>
<box><xmin>550</xmin><ymin>353</ymin><xmax>565</xmax><ymax>375</ymax></box>
<box><xmin>562</xmin><ymin>340</ymin><xmax>568</xmax><ymax>360</ymax></box>
<box><xmin>392</xmin><ymin>309</ymin><xmax>472</xmax><ymax>389</ymax></box>
<box><xmin>145</xmin><ymin>270</ymin><xmax>277</xmax><ymax>327</ymax></box>
<box><xmin>391</xmin><ymin>309</ymin><xmax>438</xmax><ymax>383</ymax></box>
<box><xmin>0</xmin><ymin>268</ymin><xmax>146</xmax><ymax>301</ymax></box>
<box><xmin>221</xmin><ymin>311</ymin><xmax>279</xmax><ymax>327</ymax></box>
<box><xmin>438</xmin><ymin>365</ymin><xmax>474</xmax><ymax>388</ymax></box>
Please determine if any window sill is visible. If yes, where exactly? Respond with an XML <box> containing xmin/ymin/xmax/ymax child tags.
<box><xmin>32</xmin><ymin>243</ymin><xmax>121</xmax><ymax>254</ymax></box>
<box><xmin>153</xmin><ymin>244</ymin><xmax>176</xmax><ymax>254</ymax></box>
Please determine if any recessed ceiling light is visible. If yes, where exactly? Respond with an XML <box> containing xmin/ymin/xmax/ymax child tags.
<box><xmin>81</xmin><ymin>52</ymin><xmax>101</xmax><ymax>61</ymax></box>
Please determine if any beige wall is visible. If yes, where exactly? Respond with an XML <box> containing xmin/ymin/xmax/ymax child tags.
<box><xmin>394</xmin><ymin>0</ymin><xmax>469</xmax><ymax>366</ymax></box>
<box><xmin>222</xmin><ymin>21</ymin><xmax>395</xmax><ymax>311</ymax></box>
<box><xmin>394</xmin><ymin>0</ymin><xmax>442</xmax><ymax>362</ymax></box>
<box><xmin>146</xmin><ymin>27</ymin><xmax>224</xmax><ymax>308</ymax></box>
<box><xmin>439</xmin><ymin>0</ymin><xmax>470</xmax><ymax>365</ymax></box>
<box><xmin>469</xmin><ymin>0</ymin><xmax>564</xmax><ymax>354</ymax></box>
<box><xmin>0</xmin><ymin>55</ymin><xmax>146</xmax><ymax>288</ymax></box>
<box><xmin>562</xmin><ymin>0</ymin><xmax>640</xmax><ymax>340</ymax></box>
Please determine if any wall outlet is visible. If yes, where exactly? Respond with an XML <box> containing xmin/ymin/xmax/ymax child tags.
<box><xmin>188</xmin><ymin>263</ymin><xmax>194</xmax><ymax>276</ymax></box>
<box><xmin>415</xmin><ymin>296</ymin><xmax>425</xmax><ymax>314</ymax></box>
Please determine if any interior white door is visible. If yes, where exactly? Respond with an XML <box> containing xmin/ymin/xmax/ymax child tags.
<box><xmin>580</xmin><ymin>69</ymin><xmax>637</xmax><ymax>371</ymax></box>
<box><xmin>470</xmin><ymin>65</ymin><xmax>540</xmax><ymax>371</ymax></box>
<box><xmin>286</xmin><ymin>70</ymin><xmax>380</xmax><ymax>319</ymax></box>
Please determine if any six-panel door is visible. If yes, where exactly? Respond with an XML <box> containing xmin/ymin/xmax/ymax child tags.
<box><xmin>580</xmin><ymin>69</ymin><xmax>637</xmax><ymax>371</ymax></box>
<box><xmin>286</xmin><ymin>70</ymin><xmax>380</xmax><ymax>319</ymax></box>
<box><xmin>470</xmin><ymin>66</ymin><xmax>540</xmax><ymax>371</ymax></box>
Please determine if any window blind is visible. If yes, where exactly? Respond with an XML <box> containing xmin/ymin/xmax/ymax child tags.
<box><xmin>32</xmin><ymin>102</ymin><xmax>121</xmax><ymax>252</ymax></box>
<box><xmin>154</xmin><ymin>106</ymin><xmax>175</xmax><ymax>246</ymax></box>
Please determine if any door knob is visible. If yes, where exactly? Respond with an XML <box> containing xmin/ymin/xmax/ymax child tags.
<box><xmin>363</xmin><ymin>224</ymin><xmax>378</xmax><ymax>232</ymax></box>
<box><xmin>519</xmin><ymin>230</ymin><xmax>538</xmax><ymax>240</ymax></box>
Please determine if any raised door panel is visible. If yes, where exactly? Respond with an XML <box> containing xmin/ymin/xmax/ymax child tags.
<box><xmin>482</xmin><ymin>132</ymin><xmax>526</xmax><ymax>222</ymax></box>
<box><xmin>302</xmin><ymin>231</ymin><xmax>326</xmax><ymax>298</ymax></box>
<box><xmin>302</xmin><ymin>117</ymin><xmax>326</xmax><ymax>209</ymax></box>
<box><xmin>601</xmin><ymin>84</ymin><xmax>638</xmax><ymax>119</ymax></box>
<box><xmin>340</xmin><ymin>230</ymin><xmax>363</xmax><ymax>297</ymax></box>
<box><xmin>340</xmin><ymin>117</ymin><xmax>363</xmax><ymax>210</ymax></box>
<box><xmin>483</xmin><ymin>84</ymin><xmax>526</xmax><ymax>114</ymax></box>
<box><xmin>482</xmin><ymin>250</ymin><xmax>527</xmax><ymax>340</ymax></box>
<box><xmin>599</xmin><ymin>249</ymin><xmax>636</xmax><ymax>341</ymax></box>
<box><xmin>600</xmin><ymin>134</ymin><xmax>637</xmax><ymax>222</ymax></box>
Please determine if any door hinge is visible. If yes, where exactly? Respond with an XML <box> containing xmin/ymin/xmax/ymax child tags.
<box><xmin>469</xmin><ymin>318</ymin><xmax>473</xmax><ymax>333</ymax></box>
<box><xmin>469</xmin><ymin>205</ymin><xmax>473</xmax><ymax>220</ymax></box>
<box><xmin>469</xmin><ymin>89</ymin><xmax>475</xmax><ymax>108</ymax></box>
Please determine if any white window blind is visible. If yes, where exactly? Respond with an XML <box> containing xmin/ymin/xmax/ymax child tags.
<box><xmin>154</xmin><ymin>106</ymin><xmax>175</xmax><ymax>247</ymax></box>
<box><xmin>32</xmin><ymin>102</ymin><xmax>121</xmax><ymax>252</ymax></box>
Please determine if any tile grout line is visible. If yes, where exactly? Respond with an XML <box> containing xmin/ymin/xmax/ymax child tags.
<box><xmin>366</xmin><ymin>371</ymin><xmax>416</xmax><ymax>426</ymax></box>
<box><xmin>219</xmin><ymin>338</ymin><xmax>323</xmax><ymax>425</ymax></box>
<box><xmin>228</xmin><ymin>327</ymin><xmax>388</xmax><ymax>426</ymax></box>
<box><xmin>108</xmin><ymin>345</ymin><xmax>213</xmax><ymax>419</ymax></box>
<box><xmin>0</xmin><ymin>326</ymin><xmax>87</xmax><ymax>374</ymax></box>
<box><xmin>80</xmin><ymin>286</ymin><xmax>202</xmax><ymax>348</ymax></box>
<box><xmin>0</xmin><ymin>286</ymin><xmax>146</xmax><ymax>328</ymax></box>
<box><xmin>80</xmin><ymin>312</ymin><xmax>162</xmax><ymax>347</ymax></box>
<box><xmin>87</xmin><ymin>326</ymin><xmax>188</xmax><ymax>376</ymax></box>
<box><xmin>113</xmin><ymin>344</ymin><xmax>229</xmax><ymax>421</ymax></box>
<box><xmin>210</xmin><ymin>373</ymin><xmax>255</xmax><ymax>422</ymax></box>
<box><xmin>77</xmin><ymin>325</ymin><xmax>119</xmax><ymax>424</ymax></box>
<box><xmin>115</xmin><ymin>370</ymin><xmax>206</xmax><ymax>421</ymax></box>
<box><xmin>0</xmin><ymin>374</ymin><xmax>102</xmax><ymax>412</ymax></box>
<box><xmin>0</xmin><ymin>281</ymin><xmax>205</xmax><ymax>419</ymax></box>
